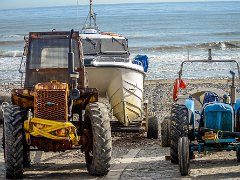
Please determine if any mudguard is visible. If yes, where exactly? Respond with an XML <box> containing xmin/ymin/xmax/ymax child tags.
<box><xmin>184</xmin><ymin>99</ymin><xmax>195</xmax><ymax>128</ymax></box>
<box><xmin>234</xmin><ymin>98</ymin><xmax>240</xmax><ymax>112</ymax></box>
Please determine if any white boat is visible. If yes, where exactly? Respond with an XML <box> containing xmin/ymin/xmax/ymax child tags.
<box><xmin>80</xmin><ymin>1</ymin><xmax>147</xmax><ymax>126</ymax></box>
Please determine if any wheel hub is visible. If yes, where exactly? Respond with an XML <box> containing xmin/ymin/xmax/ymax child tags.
<box><xmin>80</xmin><ymin>129</ymin><xmax>93</xmax><ymax>152</ymax></box>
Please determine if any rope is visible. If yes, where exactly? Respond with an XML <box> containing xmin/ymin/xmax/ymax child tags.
<box><xmin>24</xmin><ymin>117</ymin><xmax>79</xmax><ymax>145</ymax></box>
<box><xmin>203</xmin><ymin>130</ymin><xmax>223</xmax><ymax>142</ymax></box>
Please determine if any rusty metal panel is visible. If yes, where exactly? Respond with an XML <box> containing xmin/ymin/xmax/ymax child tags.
<box><xmin>29</xmin><ymin>31</ymin><xmax>79</xmax><ymax>40</ymax></box>
<box><xmin>31</xmin><ymin>137</ymin><xmax>72</xmax><ymax>152</ymax></box>
<box><xmin>34</xmin><ymin>81</ymin><xmax>68</xmax><ymax>121</ymax></box>
<box><xmin>73</xmin><ymin>88</ymin><xmax>98</xmax><ymax>110</ymax></box>
<box><xmin>11</xmin><ymin>89</ymin><xmax>34</xmax><ymax>108</ymax></box>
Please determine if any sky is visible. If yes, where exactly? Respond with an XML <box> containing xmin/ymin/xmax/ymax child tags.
<box><xmin>0</xmin><ymin>0</ymin><xmax>239</xmax><ymax>9</ymax></box>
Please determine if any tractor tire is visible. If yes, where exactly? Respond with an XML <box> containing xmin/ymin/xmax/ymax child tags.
<box><xmin>2</xmin><ymin>123</ymin><xmax>5</xmax><ymax>158</ymax></box>
<box><xmin>161</xmin><ymin>117</ymin><xmax>171</xmax><ymax>147</ymax></box>
<box><xmin>178</xmin><ymin>136</ymin><xmax>190</xmax><ymax>176</ymax></box>
<box><xmin>3</xmin><ymin>105</ymin><xmax>26</xmax><ymax>179</ymax></box>
<box><xmin>0</xmin><ymin>106</ymin><xmax>2</xmax><ymax>124</ymax></box>
<box><xmin>147</xmin><ymin>116</ymin><xmax>159</xmax><ymax>139</ymax></box>
<box><xmin>236</xmin><ymin>109</ymin><xmax>240</xmax><ymax>132</ymax></box>
<box><xmin>237</xmin><ymin>148</ymin><xmax>240</xmax><ymax>162</ymax></box>
<box><xmin>170</xmin><ymin>104</ymin><xmax>189</xmax><ymax>164</ymax></box>
<box><xmin>23</xmin><ymin>134</ymin><xmax>31</xmax><ymax>167</ymax></box>
<box><xmin>83</xmin><ymin>102</ymin><xmax>112</xmax><ymax>176</ymax></box>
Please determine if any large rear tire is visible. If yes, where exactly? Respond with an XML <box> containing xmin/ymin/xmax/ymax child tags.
<box><xmin>2</xmin><ymin>123</ymin><xmax>5</xmax><ymax>158</ymax></box>
<box><xmin>161</xmin><ymin>117</ymin><xmax>171</xmax><ymax>147</ymax></box>
<box><xmin>170</xmin><ymin>104</ymin><xmax>189</xmax><ymax>164</ymax></box>
<box><xmin>83</xmin><ymin>102</ymin><xmax>112</xmax><ymax>176</ymax></box>
<box><xmin>237</xmin><ymin>147</ymin><xmax>240</xmax><ymax>162</ymax></box>
<box><xmin>178</xmin><ymin>136</ymin><xmax>190</xmax><ymax>176</ymax></box>
<box><xmin>147</xmin><ymin>116</ymin><xmax>159</xmax><ymax>139</ymax></box>
<box><xmin>3</xmin><ymin>105</ymin><xmax>26</xmax><ymax>179</ymax></box>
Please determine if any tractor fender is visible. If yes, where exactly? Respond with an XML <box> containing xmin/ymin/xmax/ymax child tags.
<box><xmin>234</xmin><ymin>98</ymin><xmax>240</xmax><ymax>112</ymax></box>
<box><xmin>184</xmin><ymin>99</ymin><xmax>195</xmax><ymax>126</ymax></box>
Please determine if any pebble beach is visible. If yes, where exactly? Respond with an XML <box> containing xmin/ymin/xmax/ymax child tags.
<box><xmin>1</xmin><ymin>78</ymin><xmax>240</xmax><ymax>179</ymax></box>
<box><xmin>0</xmin><ymin>78</ymin><xmax>238</xmax><ymax>125</ymax></box>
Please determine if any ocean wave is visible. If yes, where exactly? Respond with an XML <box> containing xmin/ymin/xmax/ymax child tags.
<box><xmin>0</xmin><ymin>40</ymin><xmax>24</xmax><ymax>46</ymax></box>
<box><xmin>135</xmin><ymin>40</ymin><xmax>240</xmax><ymax>52</ymax></box>
<box><xmin>126</xmin><ymin>34</ymin><xmax>157</xmax><ymax>40</ymax></box>
<box><xmin>211</xmin><ymin>31</ymin><xmax>240</xmax><ymax>36</ymax></box>
<box><xmin>0</xmin><ymin>50</ymin><xmax>23</xmax><ymax>57</ymax></box>
<box><xmin>0</xmin><ymin>34</ymin><xmax>24</xmax><ymax>38</ymax></box>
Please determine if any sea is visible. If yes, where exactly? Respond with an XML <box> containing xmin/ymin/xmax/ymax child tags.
<box><xmin>0</xmin><ymin>1</ymin><xmax>240</xmax><ymax>83</ymax></box>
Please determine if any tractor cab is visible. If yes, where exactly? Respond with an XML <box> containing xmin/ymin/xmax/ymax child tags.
<box><xmin>24</xmin><ymin>31</ymin><xmax>85</xmax><ymax>88</ymax></box>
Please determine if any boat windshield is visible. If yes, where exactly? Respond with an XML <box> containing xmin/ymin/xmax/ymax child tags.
<box><xmin>82</xmin><ymin>38</ymin><xmax>100</xmax><ymax>55</ymax></box>
<box><xmin>101</xmin><ymin>38</ymin><xmax>128</xmax><ymax>54</ymax></box>
<box><xmin>82</xmin><ymin>37</ymin><xmax>128</xmax><ymax>55</ymax></box>
<box><xmin>29</xmin><ymin>38</ymin><xmax>80</xmax><ymax>69</ymax></box>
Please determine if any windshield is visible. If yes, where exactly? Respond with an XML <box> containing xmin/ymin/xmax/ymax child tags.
<box><xmin>82</xmin><ymin>37</ymin><xmax>128</xmax><ymax>55</ymax></box>
<box><xmin>29</xmin><ymin>38</ymin><xmax>80</xmax><ymax>69</ymax></box>
<box><xmin>101</xmin><ymin>38</ymin><xmax>128</xmax><ymax>54</ymax></box>
<box><xmin>82</xmin><ymin>38</ymin><xmax>100</xmax><ymax>55</ymax></box>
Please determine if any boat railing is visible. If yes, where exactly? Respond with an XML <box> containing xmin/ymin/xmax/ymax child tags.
<box><xmin>132</xmin><ymin>59</ymin><xmax>143</xmax><ymax>66</ymax></box>
<box><xmin>93</xmin><ymin>56</ymin><xmax>130</xmax><ymax>63</ymax></box>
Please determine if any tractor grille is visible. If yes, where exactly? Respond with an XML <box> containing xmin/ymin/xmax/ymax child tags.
<box><xmin>34</xmin><ymin>82</ymin><xmax>68</xmax><ymax>121</ymax></box>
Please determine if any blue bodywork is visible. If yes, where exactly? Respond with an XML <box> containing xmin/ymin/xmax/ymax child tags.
<box><xmin>234</xmin><ymin>98</ymin><xmax>240</xmax><ymax>113</ymax></box>
<box><xmin>184</xmin><ymin>98</ymin><xmax>195</xmax><ymax>127</ymax></box>
<box><xmin>204</xmin><ymin>103</ymin><xmax>233</xmax><ymax>132</ymax></box>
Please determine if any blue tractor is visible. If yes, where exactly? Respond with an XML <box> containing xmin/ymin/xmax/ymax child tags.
<box><xmin>164</xmin><ymin>59</ymin><xmax>240</xmax><ymax>176</ymax></box>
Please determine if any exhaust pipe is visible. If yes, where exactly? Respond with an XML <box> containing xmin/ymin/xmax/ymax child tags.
<box><xmin>230</xmin><ymin>70</ymin><xmax>236</xmax><ymax>106</ymax></box>
<box><xmin>68</xmin><ymin>29</ymin><xmax>80</xmax><ymax>101</ymax></box>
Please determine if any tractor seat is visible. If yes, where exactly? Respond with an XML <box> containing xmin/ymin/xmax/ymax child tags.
<box><xmin>203</xmin><ymin>92</ymin><xmax>219</xmax><ymax>105</ymax></box>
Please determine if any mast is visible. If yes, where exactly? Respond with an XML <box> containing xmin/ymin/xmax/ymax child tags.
<box><xmin>81</xmin><ymin>0</ymin><xmax>99</xmax><ymax>33</ymax></box>
<box><xmin>90</xmin><ymin>0</ymin><xmax>93</xmax><ymax>26</ymax></box>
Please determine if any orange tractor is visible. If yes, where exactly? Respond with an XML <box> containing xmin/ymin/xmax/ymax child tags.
<box><xmin>2</xmin><ymin>30</ymin><xmax>112</xmax><ymax>178</ymax></box>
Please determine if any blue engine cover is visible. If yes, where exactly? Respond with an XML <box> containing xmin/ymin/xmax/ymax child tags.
<box><xmin>204</xmin><ymin>103</ymin><xmax>233</xmax><ymax>132</ymax></box>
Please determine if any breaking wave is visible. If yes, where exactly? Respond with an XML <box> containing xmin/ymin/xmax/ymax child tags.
<box><xmin>211</xmin><ymin>31</ymin><xmax>240</xmax><ymax>36</ymax></box>
<box><xmin>0</xmin><ymin>34</ymin><xmax>25</xmax><ymax>38</ymax></box>
<box><xmin>132</xmin><ymin>40</ymin><xmax>240</xmax><ymax>52</ymax></box>
<box><xmin>0</xmin><ymin>40</ymin><xmax>24</xmax><ymax>46</ymax></box>
<box><xmin>0</xmin><ymin>50</ymin><xmax>23</xmax><ymax>57</ymax></box>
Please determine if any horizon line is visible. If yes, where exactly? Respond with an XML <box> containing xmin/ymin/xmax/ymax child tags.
<box><xmin>0</xmin><ymin>0</ymin><xmax>239</xmax><ymax>10</ymax></box>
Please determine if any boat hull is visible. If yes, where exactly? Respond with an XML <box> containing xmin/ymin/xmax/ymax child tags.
<box><xmin>86</xmin><ymin>66</ymin><xmax>144</xmax><ymax>126</ymax></box>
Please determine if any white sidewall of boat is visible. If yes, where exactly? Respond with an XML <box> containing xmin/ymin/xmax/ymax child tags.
<box><xmin>86</xmin><ymin>67</ymin><xmax>144</xmax><ymax>125</ymax></box>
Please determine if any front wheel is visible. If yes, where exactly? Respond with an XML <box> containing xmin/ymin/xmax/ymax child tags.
<box><xmin>3</xmin><ymin>105</ymin><xmax>25</xmax><ymax>179</ymax></box>
<box><xmin>83</xmin><ymin>102</ymin><xmax>112</xmax><ymax>176</ymax></box>
<box><xmin>170</xmin><ymin>104</ymin><xmax>189</xmax><ymax>164</ymax></box>
<box><xmin>147</xmin><ymin>116</ymin><xmax>159</xmax><ymax>139</ymax></box>
<box><xmin>161</xmin><ymin>117</ymin><xmax>171</xmax><ymax>147</ymax></box>
<box><xmin>178</xmin><ymin>137</ymin><xmax>190</xmax><ymax>176</ymax></box>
